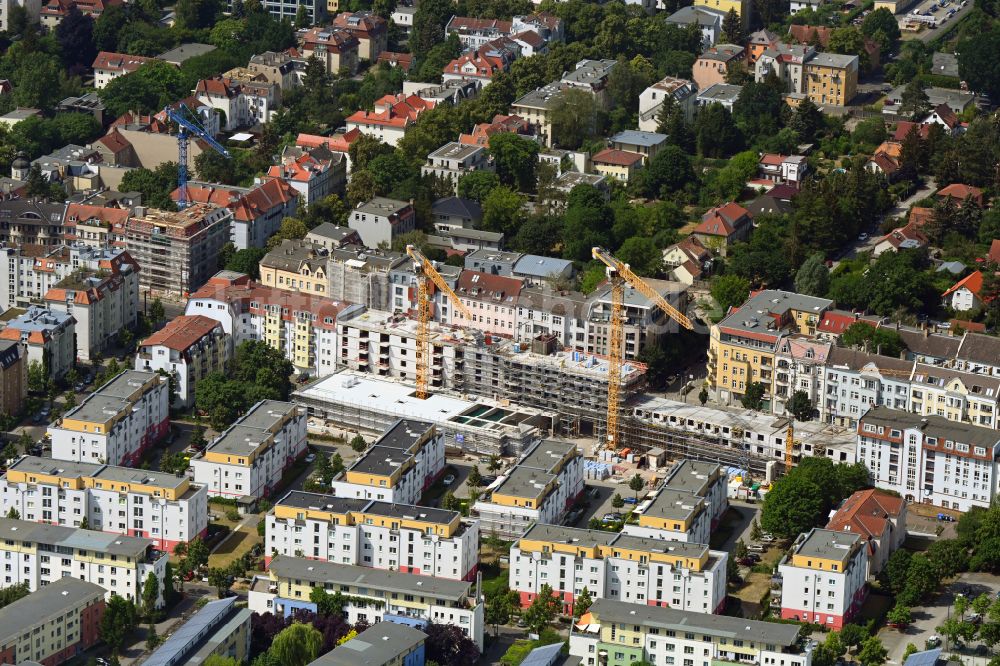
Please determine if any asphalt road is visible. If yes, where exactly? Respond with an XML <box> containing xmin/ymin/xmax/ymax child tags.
<box><xmin>905</xmin><ymin>0</ymin><xmax>974</xmax><ymax>43</ymax></box>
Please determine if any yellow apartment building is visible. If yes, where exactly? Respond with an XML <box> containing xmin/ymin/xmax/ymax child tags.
<box><xmin>804</xmin><ymin>53</ymin><xmax>859</xmax><ymax>106</ymax></box>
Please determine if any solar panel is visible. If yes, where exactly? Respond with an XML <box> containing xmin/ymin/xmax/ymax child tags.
<box><xmin>904</xmin><ymin>647</ymin><xmax>942</xmax><ymax>666</ymax></box>
<box><xmin>521</xmin><ymin>642</ymin><xmax>565</xmax><ymax>666</ymax></box>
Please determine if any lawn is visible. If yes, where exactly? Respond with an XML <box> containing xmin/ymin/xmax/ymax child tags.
<box><xmin>208</xmin><ymin>524</ymin><xmax>260</xmax><ymax>570</ymax></box>
<box><xmin>499</xmin><ymin>629</ymin><xmax>564</xmax><ymax>666</ymax></box>
<box><xmin>481</xmin><ymin>563</ymin><xmax>509</xmax><ymax>598</ymax></box>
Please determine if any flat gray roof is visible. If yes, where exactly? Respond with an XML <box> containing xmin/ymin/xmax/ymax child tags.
<box><xmin>793</xmin><ymin>528</ymin><xmax>861</xmax><ymax>560</ymax></box>
<box><xmin>349</xmin><ymin>445</ymin><xmax>415</xmax><ymax>477</ymax></box>
<box><xmin>93</xmin><ymin>465</ymin><xmax>189</xmax><ymax>490</ymax></box>
<box><xmin>7</xmin><ymin>455</ymin><xmax>102</xmax><ymax>479</ymax></box>
<box><xmin>520</xmin><ymin>523</ymin><xmax>621</xmax><ymax>549</ymax></box>
<box><xmin>637</xmin><ymin>488</ymin><xmax>704</xmax><ymax>523</ymax></box>
<box><xmin>860</xmin><ymin>406</ymin><xmax>1000</xmax><ymax>449</ymax></box>
<box><xmin>493</xmin><ymin>465</ymin><xmax>556</xmax><ymax>500</ymax></box>
<box><xmin>609</xmin><ymin>533</ymin><xmax>710</xmax><ymax>559</ymax></box>
<box><xmin>309</xmin><ymin>619</ymin><xmax>426</xmax><ymax>666</ymax></box>
<box><xmin>0</xmin><ymin>517</ymin><xmax>153</xmax><ymax>556</ymax></box>
<box><xmin>363</xmin><ymin>501</ymin><xmax>459</xmax><ymax>524</ymax></box>
<box><xmin>144</xmin><ymin>596</ymin><xmax>242</xmax><ymax>666</ymax></box>
<box><xmin>587</xmin><ymin>598</ymin><xmax>802</xmax><ymax>646</ymax></box>
<box><xmin>662</xmin><ymin>459</ymin><xmax>721</xmax><ymax>497</ymax></box>
<box><xmin>718</xmin><ymin>290</ymin><xmax>832</xmax><ymax>336</ymax></box>
<box><xmin>0</xmin><ymin>578</ymin><xmax>105</xmax><ymax>645</ymax></box>
<box><xmin>156</xmin><ymin>43</ymin><xmax>217</xmax><ymax>63</ymax></box>
<box><xmin>236</xmin><ymin>400</ymin><xmax>298</xmax><ymax>430</ymax></box>
<box><xmin>513</xmin><ymin>254</ymin><xmax>574</xmax><ymax>278</ymax></box>
<box><xmin>518</xmin><ymin>440</ymin><xmax>577</xmax><ymax>474</ymax></box>
<box><xmin>427</xmin><ymin>141</ymin><xmax>485</xmax><ymax>160</ymax></box>
<box><xmin>610</xmin><ymin>130</ymin><xmax>668</xmax><ymax>147</ymax></box>
<box><xmin>355</xmin><ymin>197</ymin><xmax>410</xmax><ymax>218</ymax></box>
<box><xmin>269</xmin><ymin>555</ymin><xmax>472</xmax><ymax>599</ymax></box>
<box><xmin>698</xmin><ymin>83</ymin><xmax>743</xmax><ymax>102</ymax></box>
<box><xmin>373</xmin><ymin>419</ymin><xmax>435</xmax><ymax>451</ymax></box>
<box><xmin>276</xmin><ymin>491</ymin><xmax>370</xmax><ymax>514</ymax></box>
<box><xmin>808</xmin><ymin>52</ymin><xmax>857</xmax><ymax>69</ymax></box>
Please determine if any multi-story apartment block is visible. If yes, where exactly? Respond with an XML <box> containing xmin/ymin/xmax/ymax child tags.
<box><xmin>449</xmin><ymin>270</ymin><xmax>522</xmax><ymax>337</ymax></box>
<box><xmin>144</xmin><ymin>596</ymin><xmax>252</xmax><ymax>666</ymax></box>
<box><xmin>135</xmin><ymin>314</ymin><xmax>231</xmax><ymax>408</ymax></box>
<box><xmin>92</xmin><ymin>51</ymin><xmax>152</xmax><ymax>89</ymax></box>
<box><xmin>778</xmin><ymin>528</ymin><xmax>868</xmax><ymax>629</ymax></box>
<box><xmin>622</xmin><ymin>488</ymin><xmax>711</xmax><ymax>544</ymax></box>
<box><xmin>330</xmin><ymin>420</ymin><xmax>445</xmax><ymax>505</ymax></box>
<box><xmin>249</xmin><ymin>555</ymin><xmax>485</xmax><ymax>649</ymax></box>
<box><xmin>260</xmin><ymin>239</ymin><xmax>331</xmax><ymax>296</ymax></box>
<box><xmin>247</xmin><ymin>51</ymin><xmax>300</xmax><ymax>92</ymax></box>
<box><xmin>908</xmin><ymin>364</ymin><xmax>1000</xmax><ymax>429</ymax></box>
<box><xmin>442</xmin><ymin>37</ymin><xmax>520</xmax><ymax>87</ymax></box>
<box><xmin>513</xmin><ymin>60</ymin><xmax>616</xmax><ymax>145</ymax></box>
<box><xmin>570</xmin><ymin>599</ymin><xmax>812</xmax><ymax>666</ymax></box>
<box><xmin>660</xmin><ymin>460</ymin><xmax>728</xmax><ymax>529</ymax></box>
<box><xmin>0</xmin><ymin>244</ymin><xmax>139</xmax><ymax>361</ymax></box>
<box><xmin>296</xmin><ymin>27</ymin><xmax>361</xmax><ymax>76</ymax></box>
<box><xmin>0</xmin><ymin>198</ymin><xmax>66</xmax><ymax>247</ymax></box>
<box><xmin>265</xmin><ymin>491</ymin><xmax>479</xmax><ymax>580</ymax></box>
<box><xmin>120</xmin><ymin>204</ymin><xmax>232</xmax><ymax>297</ymax></box>
<box><xmin>772</xmin><ymin>337</ymin><xmax>831</xmax><ymax>418</ymax></box>
<box><xmin>332</xmin><ymin>11</ymin><xmax>388</xmax><ymax>60</ymax></box>
<box><xmin>330</xmin><ymin>246</ymin><xmax>405</xmax><ymax>308</ymax></box>
<box><xmin>585</xmin><ymin>279</ymin><xmax>688</xmax><ymax>361</ymax></box>
<box><xmin>184</xmin><ymin>272</ymin><xmax>363</xmax><ymax>377</ymax></box>
<box><xmin>857</xmin><ymin>407</ymin><xmax>1000</xmax><ymax>511</ymax></box>
<box><xmin>191</xmin><ymin>400</ymin><xmax>307</xmax><ymax>499</ymax></box>
<box><xmin>0</xmin><ymin>306</ymin><xmax>75</xmax><ymax>381</ymax></box>
<box><xmin>0</xmin><ymin>340</ymin><xmax>26</xmax><ymax>418</ymax></box>
<box><xmin>173</xmin><ymin>178</ymin><xmax>299</xmax><ymax>250</ymax></box>
<box><xmin>315</xmin><ymin>620</ymin><xmax>426</xmax><ymax>666</ymax></box>
<box><xmin>194</xmin><ymin>77</ymin><xmax>280</xmax><ymax>131</ymax></box>
<box><xmin>692</xmin><ymin>44</ymin><xmax>745</xmax><ymax>91</ymax></box>
<box><xmin>267</xmin><ymin>145</ymin><xmax>344</xmax><ymax>206</ymax></box>
<box><xmin>0</xmin><ymin>517</ymin><xmax>167</xmax><ymax>607</ymax></box>
<box><xmin>421</xmin><ymin>143</ymin><xmax>493</xmax><ymax>193</ymax></box>
<box><xmin>821</xmin><ymin>348</ymin><xmax>914</xmax><ymax>427</ymax></box>
<box><xmin>345</xmin><ymin>93</ymin><xmax>435</xmax><ymax>147</ymax></box>
<box><xmin>446</xmin><ymin>16</ymin><xmax>513</xmax><ymax>49</ymax></box>
<box><xmin>63</xmin><ymin>203</ymin><xmax>129</xmax><ymax>247</ymax></box>
<box><xmin>0</xmin><ymin>455</ymin><xmax>209</xmax><ymax>551</ymax></box>
<box><xmin>825</xmin><ymin>488</ymin><xmax>906</xmax><ymax>576</ymax></box>
<box><xmin>755</xmin><ymin>44</ymin><xmax>814</xmax><ymax>96</ymax></box>
<box><xmin>474</xmin><ymin>439</ymin><xmax>583</xmax><ymax>538</ymax></box>
<box><xmin>0</xmin><ymin>577</ymin><xmax>105</xmax><ymax>666</ymax></box>
<box><xmin>707</xmin><ymin>290</ymin><xmax>833</xmax><ymax>406</ymax></box>
<box><xmin>511</xmin><ymin>524</ymin><xmax>727</xmax><ymax>615</ymax></box>
<box><xmin>803</xmin><ymin>53</ymin><xmax>858</xmax><ymax>107</ymax></box>
<box><xmin>349</xmin><ymin>198</ymin><xmax>417</xmax><ymax>249</ymax></box>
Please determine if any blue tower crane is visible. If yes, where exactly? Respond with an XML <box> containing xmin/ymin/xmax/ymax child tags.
<box><xmin>163</xmin><ymin>104</ymin><xmax>231</xmax><ymax>209</ymax></box>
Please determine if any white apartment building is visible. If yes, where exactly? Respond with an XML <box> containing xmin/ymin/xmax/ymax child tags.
<box><xmin>0</xmin><ymin>456</ymin><xmax>209</xmax><ymax>552</ymax></box>
<box><xmin>49</xmin><ymin>370</ymin><xmax>170</xmax><ymax>467</ymax></box>
<box><xmin>773</xmin><ymin>337</ymin><xmax>831</xmax><ymax>418</ymax></box>
<box><xmin>191</xmin><ymin>400</ymin><xmax>307</xmax><ymax>500</ymax></box>
<box><xmin>473</xmin><ymin>439</ymin><xmax>584</xmax><ymax>538</ymax></box>
<box><xmin>511</xmin><ymin>524</ymin><xmax>727</xmax><ymax>616</ymax></box>
<box><xmin>349</xmin><ymin>197</ymin><xmax>417</xmax><ymax>249</ymax></box>
<box><xmin>819</xmin><ymin>347</ymin><xmax>913</xmax><ymax>427</ymax></box>
<box><xmin>622</xmin><ymin>487</ymin><xmax>711</xmax><ymax>544</ymax></box>
<box><xmin>570</xmin><ymin>599</ymin><xmax>813</xmax><ymax>666</ymax></box>
<box><xmin>329</xmin><ymin>420</ymin><xmax>445</xmax><ymax>506</ymax></box>
<box><xmin>778</xmin><ymin>528</ymin><xmax>868</xmax><ymax>629</ymax></box>
<box><xmin>0</xmin><ymin>517</ymin><xmax>168</xmax><ymax>607</ymax></box>
<box><xmin>660</xmin><ymin>459</ymin><xmax>728</xmax><ymax>529</ymax></box>
<box><xmin>857</xmin><ymin>406</ymin><xmax>1000</xmax><ymax>511</ymax></box>
<box><xmin>264</xmin><ymin>491</ymin><xmax>479</xmax><ymax>580</ymax></box>
<box><xmin>135</xmin><ymin>314</ymin><xmax>231</xmax><ymax>408</ymax></box>
<box><xmin>638</xmin><ymin>76</ymin><xmax>697</xmax><ymax>130</ymax></box>
<box><xmin>909</xmin><ymin>364</ymin><xmax>1000</xmax><ymax>429</ymax></box>
<box><xmin>0</xmin><ymin>306</ymin><xmax>75</xmax><ymax>381</ymax></box>
<box><xmin>421</xmin><ymin>142</ymin><xmax>493</xmax><ymax>193</ymax></box>
<box><xmin>250</xmin><ymin>555</ymin><xmax>485</xmax><ymax>650</ymax></box>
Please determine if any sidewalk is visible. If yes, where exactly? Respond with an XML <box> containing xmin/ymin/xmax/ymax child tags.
<box><xmin>118</xmin><ymin>589</ymin><xmax>212</xmax><ymax>665</ymax></box>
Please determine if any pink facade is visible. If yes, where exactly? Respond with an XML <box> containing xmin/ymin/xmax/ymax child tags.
<box><xmin>780</xmin><ymin>586</ymin><xmax>867</xmax><ymax>629</ymax></box>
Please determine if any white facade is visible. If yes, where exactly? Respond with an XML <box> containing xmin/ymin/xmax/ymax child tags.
<box><xmin>190</xmin><ymin>400</ymin><xmax>307</xmax><ymax>499</ymax></box>
<box><xmin>49</xmin><ymin>370</ymin><xmax>170</xmax><ymax>467</ymax></box>
<box><xmin>857</xmin><ymin>406</ymin><xmax>1000</xmax><ymax>511</ymax></box>
<box><xmin>421</xmin><ymin>142</ymin><xmax>493</xmax><ymax>193</ymax></box>
<box><xmin>638</xmin><ymin>76</ymin><xmax>697</xmax><ymax>130</ymax></box>
<box><xmin>0</xmin><ymin>517</ymin><xmax>168</xmax><ymax>607</ymax></box>
<box><xmin>135</xmin><ymin>315</ymin><xmax>231</xmax><ymax>408</ymax></box>
<box><xmin>622</xmin><ymin>488</ymin><xmax>712</xmax><ymax>545</ymax></box>
<box><xmin>778</xmin><ymin>528</ymin><xmax>868</xmax><ymax>629</ymax></box>
<box><xmin>0</xmin><ymin>456</ymin><xmax>208</xmax><ymax>552</ymax></box>
<box><xmin>510</xmin><ymin>525</ymin><xmax>727</xmax><ymax>615</ymax></box>
<box><xmin>264</xmin><ymin>492</ymin><xmax>479</xmax><ymax>580</ymax></box>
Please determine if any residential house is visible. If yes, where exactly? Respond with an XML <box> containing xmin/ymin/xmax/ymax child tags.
<box><xmin>310</xmin><ymin>621</ymin><xmax>426</xmax><ymax>666</ymax></box>
<box><xmin>296</xmin><ymin>128</ymin><xmax>362</xmax><ymax>172</ymax></box>
<box><xmin>755</xmin><ymin>44</ymin><xmax>815</xmax><ymax>98</ymax></box>
<box><xmin>143</xmin><ymin>597</ymin><xmax>251</xmax><ymax>666</ymax></box>
<box><xmin>747</xmin><ymin>29</ymin><xmax>779</xmax><ymax>64</ymax></box>
<box><xmin>0</xmin><ymin>198</ymin><xmax>66</xmax><ymax>247</ymax></box>
<box><xmin>422</xmin><ymin>142</ymin><xmax>493</xmax><ymax>193</ymax></box>
<box><xmin>458</xmin><ymin>114</ymin><xmax>533</xmax><ymax>147</ymax></box>
<box><xmin>332</xmin><ymin>11</ymin><xmax>388</xmax><ymax>61</ymax></box>
<box><xmin>155</xmin><ymin>43</ymin><xmax>217</xmax><ymax>66</ymax></box>
<box><xmin>937</xmin><ymin>183</ymin><xmax>984</xmax><ymax>207</ymax></box>
<box><xmin>693</xmin><ymin>0</ymin><xmax>750</xmax><ymax>27</ymax></box>
<box><xmin>696</xmin><ymin>82</ymin><xmax>743</xmax><ymax>110</ymax></box>
<box><xmin>345</xmin><ymin>93</ymin><xmax>435</xmax><ymax>147</ymax></box>
<box><xmin>826</xmin><ymin>488</ymin><xmax>906</xmax><ymax>576</ymax></box>
<box><xmin>931</xmin><ymin>52</ymin><xmax>960</xmax><ymax>78</ymax></box>
<box><xmin>91</xmin><ymin>51</ymin><xmax>152</xmax><ymax>89</ymax></box>
<box><xmin>772</xmin><ymin>336</ymin><xmax>830</xmax><ymax>417</ymax></box>
<box><xmin>591</xmin><ymin>149</ymin><xmax>644</xmax><ymax>183</ymax></box>
<box><xmin>259</xmin><ymin>239</ymin><xmax>330</xmax><ymax>297</ymax></box>
<box><xmin>377</xmin><ymin>51</ymin><xmax>415</xmax><ymax>72</ymax></box>
<box><xmin>305</xmin><ymin>223</ymin><xmax>361</xmax><ymax>250</ymax></box>
<box><xmin>943</xmin><ymin>270</ymin><xmax>986</xmax><ymax>312</ymax></box>
<box><xmin>745</xmin><ymin>182</ymin><xmax>797</xmax><ymax>218</ymax></box>
<box><xmin>512</xmin><ymin>60</ymin><xmax>617</xmax><ymax>146</ymax></box>
<box><xmin>787</xmin><ymin>25</ymin><xmax>880</xmax><ymax>71</ymax></box>
<box><xmin>247</xmin><ymin>51</ymin><xmax>300</xmax><ymax>91</ymax></box>
<box><xmin>266</xmin><ymin>145</ymin><xmax>343</xmax><ymax>205</ymax></box>
<box><xmin>778</xmin><ymin>528</ymin><xmax>868</xmax><ymax>628</ymax></box>
<box><xmin>663</xmin><ymin>236</ymin><xmax>713</xmax><ymax>285</ymax></box>
<box><xmin>195</xmin><ymin>77</ymin><xmax>279</xmax><ymax>130</ymax></box>
<box><xmin>296</xmin><ymin>27</ymin><xmax>360</xmax><ymax>76</ymax></box>
<box><xmin>802</xmin><ymin>52</ymin><xmax>858</xmax><ymax>106</ymax></box>
<box><xmin>690</xmin><ymin>202</ymin><xmax>752</xmax><ymax>256</ymax></box>
<box><xmin>873</xmin><ymin>207</ymin><xmax>931</xmax><ymax>256</ymax></box>
<box><xmin>135</xmin><ymin>314</ymin><xmax>230</xmax><ymax>408</ymax></box>
<box><xmin>450</xmin><ymin>270</ymin><xmax>523</xmax><ymax>335</ymax></box>
<box><xmin>445</xmin><ymin>16</ymin><xmax>513</xmax><ymax>49</ymax></box>
<box><xmin>90</xmin><ymin>130</ymin><xmax>134</xmax><ymax>166</ymax></box>
<box><xmin>692</xmin><ymin>45</ymin><xmax>745</xmax><ymax>94</ymax></box>
<box><xmin>40</xmin><ymin>0</ymin><xmax>119</xmax><ymax>27</ymax></box>
<box><xmin>757</xmin><ymin>153</ymin><xmax>809</xmax><ymax>185</ymax></box>
<box><xmin>64</xmin><ymin>202</ymin><xmax>129</xmax><ymax>247</ymax></box>
<box><xmin>0</xmin><ymin>307</ymin><xmax>74</xmax><ymax>381</ymax></box>
<box><xmin>664</xmin><ymin>5</ymin><xmax>725</xmax><ymax>48</ymax></box>
<box><xmin>609</xmin><ymin>130</ymin><xmax>668</xmax><ymax>164</ymax></box>
<box><xmin>638</xmin><ymin>76</ymin><xmax>697</xmax><ymax>130</ymax></box>
<box><xmin>883</xmin><ymin>85</ymin><xmax>975</xmax><ymax>117</ymax></box>
<box><xmin>442</xmin><ymin>37</ymin><xmax>520</xmax><ymax>87</ymax></box>
<box><xmin>923</xmin><ymin>104</ymin><xmax>964</xmax><ymax>135</ymax></box>
<box><xmin>349</xmin><ymin>197</ymin><xmax>416</xmax><ymax>249</ymax></box>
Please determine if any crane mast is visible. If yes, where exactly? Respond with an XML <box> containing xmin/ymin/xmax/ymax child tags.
<box><xmin>592</xmin><ymin>247</ymin><xmax>695</xmax><ymax>449</ymax></box>
<box><xmin>405</xmin><ymin>245</ymin><xmax>472</xmax><ymax>400</ymax></box>
<box><xmin>163</xmin><ymin>104</ymin><xmax>231</xmax><ymax>209</ymax></box>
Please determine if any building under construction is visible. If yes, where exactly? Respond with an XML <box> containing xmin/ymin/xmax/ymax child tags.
<box><xmin>120</xmin><ymin>203</ymin><xmax>232</xmax><ymax>296</ymax></box>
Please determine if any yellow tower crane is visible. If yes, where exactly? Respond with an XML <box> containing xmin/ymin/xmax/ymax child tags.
<box><xmin>406</xmin><ymin>245</ymin><xmax>473</xmax><ymax>400</ymax></box>
<box><xmin>591</xmin><ymin>247</ymin><xmax>695</xmax><ymax>449</ymax></box>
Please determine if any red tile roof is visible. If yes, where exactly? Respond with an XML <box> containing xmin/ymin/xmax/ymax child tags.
<box><xmin>943</xmin><ymin>270</ymin><xmax>984</xmax><ymax>298</ymax></box>
<box><xmin>892</xmin><ymin>121</ymin><xmax>931</xmax><ymax>142</ymax></box>
<box><xmin>346</xmin><ymin>93</ymin><xmax>434</xmax><ymax>129</ymax></box>
<box><xmin>458</xmin><ymin>114</ymin><xmax>531</xmax><ymax>147</ymax></box>
<box><xmin>826</xmin><ymin>488</ymin><xmax>904</xmax><ymax>543</ymax></box>
<box><xmin>927</xmin><ymin>103</ymin><xmax>959</xmax><ymax>129</ymax></box>
<box><xmin>693</xmin><ymin>202</ymin><xmax>750</xmax><ymax>238</ymax></box>
<box><xmin>296</xmin><ymin>128</ymin><xmax>361</xmax><ymax>153</ymax></box>
<box><xmin>195</xmin><ymin>78</ymin><xmax>239</xmax><ymax>98</ymax></box>
<box><xmin>333</xmin><ymin>11</ymin><xmax>388</xmax><ymax>37</ymax></box>
<box><xmin>170</xmin><ymin>178</ymin><xmax>298</xmax><ymax>222</ymax></box>
<box><xmin>592</xmin><ymin>148</ymin><xmax>644</xmax><ymax>167</ymax></box>
<box><xmin>456</xmin><ymin>271</ymin><xmax>522</xmax><ymax>303</ymax></box>
<box><xmin>376</xmin><ymin>52</ymin><xmax>414</xmax><ymax>71</ymax></box>
<box><xmin>65</xmin><ymin>203</ymin><xmax>130</xmax><ymax>228</ymax></box>
<box><xmin>817</xmin><ymin>310</ymin><xmax>861</xmax><ymax>335</ymax></box>
<box><xmin>140</xmin><ymin>315</ymin><xmax>221</xmax><ymax>352</ymax></box>
<box><xmin>95</xmin><ymin>130</ymin><xmax>132</xmax><ymax>155</ymax></box>
<box><xmin>92</xmin><ymin>51</ymin><xmax>152</xmax><ymax>73</ymax></box>
<box><xmin>937</xmin><ymin>183</ymin><xmax>984</xmax><ymax>206</ymax></box>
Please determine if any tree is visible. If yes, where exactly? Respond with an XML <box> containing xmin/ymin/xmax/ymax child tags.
<box><xmin>100</xmin><ymin>595</ymin><xmax>138</xmax><ymax>655</ymax></box>
<box><xmin>788</xmin><ymin>391</ymin><xmax>814</xmax><ymax>421</ymax></box>
<box><xmin>760</xmin><ymin>474</ymin><xmax>824</xmax><ymax>538</ymax></box>
<box><xmin>350</xmin><ymin>435</ymin><xmax>367</xmax><ymax>452</ymax></box>
<box><xmin>204</xmin><ymin>656</ymin><xmax>242</xmax><ymax>666</ymax></box>
<box><xmin>294</xmin><ymin>4</ymin><xmax>310</xmax><ymax>28</ymax></box>
<box><xmin>523</xmin><ymin>584</ymin><xmax>561</xmax><ymax>633</ymax></box>
<box><xmin>698</xmin><ymin>387</ymin><xmax>708</xmax><ymax>405</ymax></box>
<box><xmin>886</xmin><ymin>604</ymin><xmax>912</xmax><ymax>627</ymax></box>
<box><xmin>958</xmin><ymin>31</ymin><xmax>1000</xmax><ymax>103</ymax></box>
<box><xmin>828</xmin><ymin>26</ymin><xmax>871</xmax><ymax>73</ymax></box>
<box><xmin>861</xmin><ymin>8</ymin><xmax>900</xmax><ymax>51</ymax></box>
<box><xmin>839</xmin><ymin>624</ymin><xmax>868</xmax><ymax>653</ymax></box>
<box><xmin>186</xmin><ymin>537</ymin><xmax>210</xmax><ymax>569</ymax></box>
<box><xmin>410</xmin><ymin>0</ymin><xmax>451</xmax><ymax>58</ymax></box>
<box><xmin>574</xmin><ymin>587</ymin><xmax>593</xmax><ymax>619</ymax></box>
<box><xmin>349</xmin><ymin>134</ymin><xmax>394</xmax><ymax>172</ymax></box>
<box><xmin>141</xmin><ymin>571</ymin><xmax>159</xmax><ymax>618</ymax></box>
<box><xmin>485</xmin><ymin>588</ymin><xmax>518</xmax><ymax>634</ymax></box>
<box><xmin>794</xmin><ymin>253</ymin><xmax>830</xmax><ymax>296</ymax></box>
<box><xmin>56</xmin><ymin>7</ymin><xmax>96</xmax><ymax>73</ymax></box>
<box><xmin>735</xmin><ymin>539</ymin><xmax>749</xmax><ymax>560</ymax></box>
<box><xmin>788</xmin><ymin>98</ymin><xmax>824</xmax><ymax>144</ymax></box>
<box><xmin>489</xmin><ymin>133</ymin><xmax>539</xmax><ymax>193</ymax></box>
<box><xmin>467</xmin><ymin>465</ymin><xmax>482</xmax><ymax>488</ymax></box>
<box><xmin>615</xmin><ymin>237</ymin><xmax>662</xmax><ymax>277</ymax></box>
<box><xmin>839</xmin><ymin>323</ymin><xmax>906</xmax><ymax>358</ymax></box>
<box><xmin>146</xmin><ymin>622</ymin><xmax>159</xmax><ymax>650</ymax></box>
<box><xmin>175</xmin><ymin>0</ymin><xmax>223</xmax><ymax>29</ymax></box>
<box><xmin>190</xmin><ymin>425</ymin><xmax>207</xmax><ymax>450</ymax></box>
<box><xmin>733</xmin><ymin>81</ymin><xmax>783</xmax><ymax>145</ymax></box>
<box><xmin>611</xmin><ymin>493</ymin><xmax>625</xmax><ymax>510</ymax></box>
<box><xmin>265</xmin><ymin>217</ymin><xmax>308</xmax><ymax>250</ymax></box>
<box><xmin>638</xmin><ymin>145</ymin><xmax>694</xmax><ymax>197</ymax></box>
<box><xmin>710</xmin><ymin>275</ymin><xmax>750</xmax><ymax>314</ymax></box>
<box><xmin>268</xmin><ymin>622</ymin><xmax>324</xmax><ymax>666</ymax></box>
<box><xmin>898</xmin><ymin>78</ymin><xmax>931</xmax><ymax>120</ymax></box>
<box><xmin>628</xmin><ymin>474</ymin><xmax>645</xmax><ymax>500</ymax></box>
<box><xmin>457</xmin><ymin>171</ymin><xmax>501</xmax><ymax>203</ymax></box>
<box><xmin>0</xmin><ymin>584</ymin><xmax>28</xmax><ymax>609</ymax></box>
<box><xmin>424</xmin><ymin>623</ymin><xmax>480</xmax><ymax>666</ymax></box>
<box><xmin>119</xmin><ymin>164</ymin><xmax>179</xmax><ymax>210</ymax></box>
<box><xmin>857</xmin><ymin>636</ymin><xmax>887</xmax><ymax>666</ymax></box>
<box><xmin>488</xmin><ymin>455</ymin><xmax>501</xmax><ymax>473</ymax></box>
<box><xmin>442</xmin><ymin>491</ymin><xmax>461</xmax><ymax>512</ymax></box>
<box><xmin>721</xmin><ymin>8</ymin><xmax>743</xmax><ymax>43</ymax></box>
<box><xmin>741</xmin><ymin>382</ymin><xmax>765</xmax><ymax>411</ymax></box>
<box><xmin>5</xmin><ymin>507</ymin><xmax>19</xmax><ymax>519</ymax></box>
<box><xmin>550</xmin><ymin>88</ymin><xmax>599</xmax><ymax>149</ymax></box>
<box><xmin>149</xmin><ymin>298</ymin><xmax>165</xmax><ymax>325</ymax></box>
<box><xmin>208</xmin><ymin>568</ymin><xmax>230</xmax><ymax>598</ymax></box>
<box><xmin>481</xmin><ymin>186</ymin><xmax>527</xmax><ymax>237</ymax></box>
<box><xmin>223</xmin><ymin>247</ymin><xmax>267</xmax><ymax>279</ymax></box>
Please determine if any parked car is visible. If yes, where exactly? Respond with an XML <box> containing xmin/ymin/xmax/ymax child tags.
<box><xmin>602</xmin><ymin>513</ymin><xmax>623</xmax><ymax>523</ymax></box>
<box><xmin>442</xmin><ymin>474</ymin><xmax>456</xmax><ymax>486</ymax></box>
<box><xmin>737</xmin><ymin>557</ymin><xmax>757</xmax><ymax>566</ymax></box>
<box><xmin>748</xmin><ymin>544</ymin><xmax>766</xmax><ymax>553</ymax></box>
<box><xmin>926</xmin><ymin>637</ymin><xmax>942</xmax><ymax>648</ymax></box>
<box><xmin>937</xmin><ymin>513</ymin><xmax>955</xmax><ymax>522</ymax></box>
<box><xmin>623</xmin><ymin>496</ymin><xmax>640</xmax><ymax>505</ymax></box>
<box><xmin>305</xmin><ymin>453</ymin><xmax>316</xmax><ymax>463</ymax></box>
